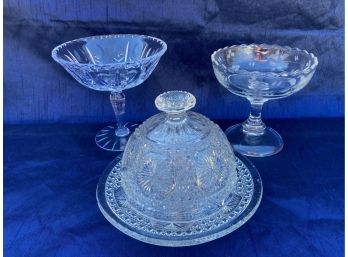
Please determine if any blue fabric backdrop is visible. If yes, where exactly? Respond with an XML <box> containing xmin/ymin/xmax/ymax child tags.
<box><xmin>4</xmin><ymin>0</ymin><xmax>344</xmax><ymax>124</ymax></box>
<box><xmin>4</xmin><ymin>1</ymin><xmax>344</xmax><ymax>257</ymax></box>
<box><xmin>4</xmin><ymin>119</ymin><xmax>344</xmax><ymax>257</ymax></box>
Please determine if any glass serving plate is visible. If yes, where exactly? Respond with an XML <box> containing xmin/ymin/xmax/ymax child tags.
<box><xmin>52</xmin><ymin>34</ymin><xmax>167</xmax><ymax>151</ymax></box>
<box><xmin>96</xmin><ymin>91</ymin><xmax>263</xmax><ymax>246</ymax></box>
<box><xmin>212</xmin><ymin>44</ymin><xmax>318</xmax><ymax>157</ymax></box>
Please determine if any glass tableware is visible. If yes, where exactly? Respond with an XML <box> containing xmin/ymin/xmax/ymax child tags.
<box><xmin>212</xmin><ymin>44</ymin><xmax>318</xmax><ymax>157</ymax></box>
<box><xmin>52</xmin><ymin>34</ymin><xmax>167</xmax><ymax>151</ymax></box>
<box><xmin>97</xmin><ymin>91</ymin><xmax>263</xmax><ymax>246</ymax></box>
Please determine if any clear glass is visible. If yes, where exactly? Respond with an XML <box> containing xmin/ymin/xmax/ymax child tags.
<box><xmin>52</xmin><ymin>34</ymin><xmax>167</xmax><ymax>151</ymax></box>
<box><xmin>121</xmin><ymin>91</ymin><xmax>237</xmax><ymax>221</ymax></box>
<box><xmin>96</xmin><ymin>91</ymin><xmax>263</xmax><ymax>246</ymax></box>
<box><xmin>212</xmin><ymin>44</ymin><xmax>318</xmax><ymax>157</ymax></box>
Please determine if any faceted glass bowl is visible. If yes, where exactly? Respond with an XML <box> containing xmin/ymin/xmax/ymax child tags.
<box><xmin>52</xmin><ymin>34</ymin><xmax>167</xmax><ymax>151</ymax></box>
<box><xmin>212</xmin><ymin>44</ymin><xmax>318</xmax><ymax>157</ymax></box>
<box><xmin>52</xmin><ymin>34</ymin><xmax>167</xmax><ymax>92</ymax></box>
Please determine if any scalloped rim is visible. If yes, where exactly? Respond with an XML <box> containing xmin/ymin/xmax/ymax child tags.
<box><xmin>51</xmin><ymin>34</ymin><xmax>167</xmax><ymax>67</ymax></box>
<box><xmin>211</xmin><ymin>43</ymin><xmax>318</xmax><ymax>77</ymax></box>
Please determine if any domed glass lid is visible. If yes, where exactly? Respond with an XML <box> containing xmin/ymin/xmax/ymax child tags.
<box><xmin>121</xmin><ymin>91</ymin><xmax>237</xmax><ymax>223</ymax></box>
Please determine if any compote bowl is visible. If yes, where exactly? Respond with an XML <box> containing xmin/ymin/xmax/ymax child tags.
<box><xmin>212</xmin><ymin>44</ymin><xmax>318</xmax><ymax>157</ymax></box>
<box><xmin>52</xmin><ymin>34</ymin><xmax>167</xmax><ymax>151</ymax></box>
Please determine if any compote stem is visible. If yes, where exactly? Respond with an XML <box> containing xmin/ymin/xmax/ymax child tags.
<box><xmin>242</xmin><ymin>100</ymin><xmax>266</xmax><ymax>136</ymax></box>
<box><xmin>110</xmin><ymin>91</ymin><xmax>130</xmax><ymax>137</ymax></box>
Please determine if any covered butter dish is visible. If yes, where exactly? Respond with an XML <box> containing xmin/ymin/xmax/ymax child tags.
<box><xmin>97</xmin><ymin>91</ymin><xmax>262</xmax><ymax>246</ymax></box>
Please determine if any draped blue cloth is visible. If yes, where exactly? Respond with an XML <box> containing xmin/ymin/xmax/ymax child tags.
<box><xmin>4</xmin><ymin>0</ymin><xmax>344</xmax><ymax>124</ymax></box>
<box><xmin>4</xmin><ymin>119</ymin><xmax>344</xmax><ymax>257</ymax></box>
<box><xmin>4</xmin><ymin>0</ymin><xmax>344</xmax><ymax>256</ymax></box>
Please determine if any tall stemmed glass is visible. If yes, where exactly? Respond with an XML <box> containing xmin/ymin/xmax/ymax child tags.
<box><xmin>212</xmin><ymin>44</ymin><xmax>318</xmax><ymax>157</ymax></box>
<box><xmin>52</xmin><ymin>34</ymin><xmax>167</xmax><ymax>151</ymax></box>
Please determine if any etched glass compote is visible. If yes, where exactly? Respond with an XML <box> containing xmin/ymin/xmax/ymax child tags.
<box><xmin>52</xmin><ymin>34</ymin><xmax>167</xmax><ymax>151</ymax></box>
<box><xmin>212</xmin><ymin>44</ymin><xmax>318</xmax><ymax>157</ymax></box>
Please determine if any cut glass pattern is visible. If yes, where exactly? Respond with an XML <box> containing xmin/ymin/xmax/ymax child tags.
<box><xmin>97</xmin><ymin>91</ymin><xmax>263</xmax><ymax>246</ymax></box>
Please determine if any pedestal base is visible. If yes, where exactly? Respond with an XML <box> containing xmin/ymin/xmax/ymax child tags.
<box><xmin>225</xmin><ymin>124</ymin><xmax>283</xmax><ymax>157</ymax></box>
<box><xmin>95</xmin><ymin>123</ymin><xmax>138</xmax><ymax>152</ymax></box>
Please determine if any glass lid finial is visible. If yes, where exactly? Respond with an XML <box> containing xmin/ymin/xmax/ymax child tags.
<box><xmin>155</xmin><ymin>91</ymin><xmax>196</xmax><ymax>114</ymax></box>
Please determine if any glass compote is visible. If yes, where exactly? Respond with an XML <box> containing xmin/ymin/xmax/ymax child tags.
<box><xmin>212</xmin><ymin>44</ymin><xmax>318</xmax><ymax>157</ymax></box>
<box><xmin>52</xmin><ymin>34</ymin><xmax>167</xmax><ymax>151</ymax></box>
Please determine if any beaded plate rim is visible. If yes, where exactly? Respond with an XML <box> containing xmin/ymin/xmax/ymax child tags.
<box><xmin>96</xmin><ymin>152</ymin><xmax>262</xmax><ymax>247</ymax></box>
